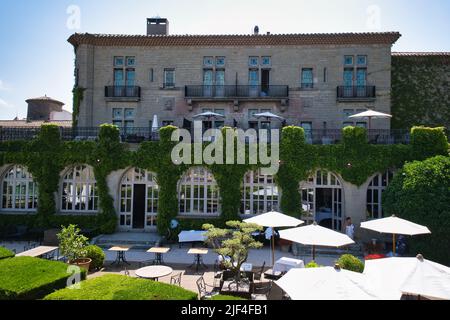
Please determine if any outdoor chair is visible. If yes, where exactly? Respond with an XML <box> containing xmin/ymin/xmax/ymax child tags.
<box><xmin>170</xmin><ymin>272</ymin><xmax>182</xmax><ymax>287</ymax></box>
<box><xmin>196</xmin><ymin>276</ymin><xmax>219</xmax><ymax>300</ymax></box>
<box><xmin>251</xmin><ymin>281</ymin><xmax>273</xmax><ymax>300</ymax></box>
<box><xmin>253</xmin><ymin>261</ymin><xmax>266</xmax><ymax>282</ymax></box>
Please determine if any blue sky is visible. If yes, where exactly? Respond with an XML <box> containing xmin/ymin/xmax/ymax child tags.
<box><xmin>0</xmin><ymin>0</ymin><xmax>449</xmax><ymax>119</ymax></box>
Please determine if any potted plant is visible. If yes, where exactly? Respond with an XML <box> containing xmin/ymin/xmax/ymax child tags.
<box><xmin>57</xmin><ymin>225</ymin><xmax>91</xmax><ymax>272</ymax></box>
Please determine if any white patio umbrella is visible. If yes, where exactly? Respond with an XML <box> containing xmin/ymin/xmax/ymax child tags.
<box><xmin>348</xmin><ymin>109</ymin><xmax>392</xmax><ymax>130</ymax></box>
<box><xmin>192</xmin><ymin>111</ymin><xmax>225</xmax><ymax>120</ymax></box>
<box><xmin>152</xmin><ymin>115</ymin><xmax>159</xmax><ymax>131</ymax></box>
<box><xmin>360</xmin><ymin>215</ymin><xmax>431</xmax><ymax>255</ymax></box>
<box><xmin>363</xmin><ymin>254</ymin><xmax>450</xmax><ymax>300</ymax></box>
<box><xmin>276</xmin><ymin>266</ymin><xmax>380</xmax><ymax>300</ymax></box>
<box><xmin>253</xmin><ymin>112</ymin><xmax>285</xmax><ymax>121</ymax></box>
<box><xmin>244</xmin><ymin>211</ymin><xmax>304</xmax><ymax>267</ymax></box>
<box><xmin>279</xmin><ymin>222</ymin><xmax>355</xmax><ymax>261</ymax></box>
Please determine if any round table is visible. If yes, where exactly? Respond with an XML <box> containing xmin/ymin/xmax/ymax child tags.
<box><xmin>135</xmin><ymin>266</ymin><xmax>173</xmax><ymax>281</ymax></box>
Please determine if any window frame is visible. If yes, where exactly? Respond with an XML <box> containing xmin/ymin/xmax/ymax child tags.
<box><xmin>60</xmin><ymin>165</ymin><xmax>98</xmax><ymax>214</ymax></box>
<box><xmin>241</xmin><ymin>170</ymin><xmax>279</xmax><ymax>215</ymax></box>
<box><xmin>1</xmin><ymin>165</ymin><xmax>38</xmax><ymax>213</ymax></box>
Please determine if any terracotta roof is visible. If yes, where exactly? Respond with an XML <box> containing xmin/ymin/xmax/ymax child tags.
<box><xmin>68</xmin><ymin>32</ymin><xmax>401</xmax><ymax>47</ymax></box>
<box><xmin>26</xmin><ymin>95</ymin><xmax>65</xmax><ymax>106</ymax></box>
<box><xmin>0</xmin><ymin>120</ymin><xmax>72</xmax><ymax>128</ymax></box>
<box><xmin>392</xmin><ymin>52</ymin><xmax>450</xmax><ymax>63</ymax></box>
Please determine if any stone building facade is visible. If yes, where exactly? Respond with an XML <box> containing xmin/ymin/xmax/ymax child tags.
<box><xmin>69</xmin><ymin>27</ymin><xmax>400</xmax><ymax>133</ymax></box>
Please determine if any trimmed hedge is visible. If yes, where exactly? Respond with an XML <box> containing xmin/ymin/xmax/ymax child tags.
<box><xmin>337</xmin><ymin>254</ymin><xmax>365</xmax><ymax>273</ymax></box>
<box><xmin>85</xmin><ymin>245</ymin><xmax>105</xmax><ymax>271</ymax></box>
<box><xmin>383</xmin><ymin>155</ymin><xmax>450</xmax><ymax>265</ymax></box>
<box><xmin>0</xmin><ymin>246</ymin><xmax>14</xmax><ymax>260</ymax></box>
<box><xmin>44</xmin><ymin>274</ymin><xmax>198</xmax><ymax>300</ymax></box>
<box><xmin>0</xmin><ymin>257</ymin><xmax>86</xmax><ymax>300</ymax></box>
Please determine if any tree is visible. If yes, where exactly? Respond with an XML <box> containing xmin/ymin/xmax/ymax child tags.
<box><xmin>203</xmin><ymin>221</ymin><xmax>263</xmax><ymax>285</ymax></box>
<box><xmin>383</xmin><ymin>156</ymin><xmax>450</xmax><ymax>265</ymax></box>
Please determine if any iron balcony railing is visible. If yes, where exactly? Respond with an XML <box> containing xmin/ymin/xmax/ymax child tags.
<box><xmin>105</xmin><ymin>86</ymin><xmax>141</xmax><ymax>98</ymax></box>
<box><xmin>337</xmin><ymin>86</ymin><xmax>376</xmax><ymax>99</ymax></box>
<box><xmin>0</xmin><ymin>126</ymin><xmax>415</xmax><ymax>145</ymax></box>
<box><xmin>185</xmin><ymin>85</ymin><xmax>289</xmax><ymax>99</ymax></box>
<box><xmin>303</xmin><ymin>129</ymin><xmax>411</xmax><ymax>145</ymax></box>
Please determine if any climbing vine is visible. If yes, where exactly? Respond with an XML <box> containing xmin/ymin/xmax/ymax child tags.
<box><xmin>391</xmin><ymin>55</ymin><xmax>450</xmax><ymax>129</ymax></box>
<box><xmin>72</xmin><ymin>86</ymin><xmax>85</xmax><ymax>128</ymax></box>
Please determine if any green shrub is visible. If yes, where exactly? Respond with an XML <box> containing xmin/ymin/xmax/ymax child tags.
<box><xmin>0</xmin><ymin>257</ymin><xmax>86</xmax><ymax>300</ymax></box>
<box><xmin>337</xmin><ymin>254</ymin><xmax>364</xmax><ymax>273</ymax></box>
<box><xmin>305</xmin><ymin>261</ymin><xmax>320</xmax><ymax>268</ymax></box>
<box><xmin>383</xmin><ymin>155</ymin><xmax>450</xmax><ymax>265</ymax></box>
<box><xmin>410</xmin><ymin>127</ymin><xmax>449</xmax><ymax>160</ymax></box>
<box><xmin>0</xmin><ymin>246</ymin><xmax>14</xmax><ymax>260</ymax></box>
<box><xmin>44</xmin><ymin>274</ymin><xmax>198</xmax><ymax>300</ymax></box>
<box><xmin>209</xmin><ymin>295</ymin><xmax>247</xmax><ymax>300</ymax></box>
<box><xmin>85</xmin><ymin>245</ymin><xmax>105</xmax><ymax>270</ymax></box>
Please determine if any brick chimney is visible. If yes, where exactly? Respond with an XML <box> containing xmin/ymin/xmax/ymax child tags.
<box><xmin>147</xmin><ymin>18</ymin><xmax>169</xmax><ymax>35</ymax></box>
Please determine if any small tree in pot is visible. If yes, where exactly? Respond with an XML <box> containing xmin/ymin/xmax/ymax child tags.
<box><xmin>57</xmin><ymin>225</ymin><xmax>91</xmax><ymax>272</ymax></box>
<box><xmin>203</xmin><ymin>221</ymin><xmax>263</xmax><ymax>290</ymax></box>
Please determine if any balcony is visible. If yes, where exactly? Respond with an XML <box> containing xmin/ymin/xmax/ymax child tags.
<box><xmin>105</xmin><ymin>86</ymin><xmax>141</xmax><ymax>101</ymax></box>
<box><xmin>337</xmin><ymin>86</ymin><xmax>376</xmax><ymax>102</ymax></box>
<box><xmin>0</xmin><ymin>126</ymin><xmax>417</xmax><ymax>145</ymax></box>
<box><xmin>185</xmin><ymin>85</ymin><xmax>289</xmax><ymax>101</ymax></box>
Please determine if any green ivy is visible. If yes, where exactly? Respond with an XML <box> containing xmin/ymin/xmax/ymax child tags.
<box><xmin>72</xmin><ymin>86</ymin><xmax>85</xmax><ymax>128</ymax></box>
<box><xmin>0</xmin><ymin>124</ymin><xmax>447</xmax><ymax>235</ymax></box>
<box><xmin>391</xmin><ymin>55</ymin><xmax>450</xmax><ymax>129</ymax></box>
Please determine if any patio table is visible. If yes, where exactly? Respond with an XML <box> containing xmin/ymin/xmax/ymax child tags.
<box><xmin>188</xmin><ymin>248</ymin><xmax>208</xmax><ymax>272</ymax></box>
<box><xmin>135</xmin><ymin>265</ymin><xmax>173</xmax><ymax>281</ymax></box>
<box><xmin>146</xmin><ymin>247</ymin><xmax>171</xmax><ymax>265</ymax></box>
<box><xmin>109</xmin><ymin>245</ymin><xmax>132</xmax><ymax>266</ymax></box>
<box><xmin>178</xmin><ymin>230</ymin><xmax>206</xmax><ymax>248</ymax></box>
<box><xmin>16</xmin><ymin>246</ymin><xmax>59</xmax><ymax>259</ymax></box>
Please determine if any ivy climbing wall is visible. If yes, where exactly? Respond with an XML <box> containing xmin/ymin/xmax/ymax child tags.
<box><xmin>391</xmin><ymin>54</ymin><xmax>450</xmax><ymax>130</ymax></box>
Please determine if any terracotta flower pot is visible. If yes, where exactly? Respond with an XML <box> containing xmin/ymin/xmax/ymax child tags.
<box><xmin>69</xmin><ymin>258</ymin><xmax>92</xmax><ymax>273</ymax></box>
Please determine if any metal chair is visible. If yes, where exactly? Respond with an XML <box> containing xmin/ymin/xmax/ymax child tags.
<box><xmin>196</xmin><ymin>276</ymin><xmax>219</xmax><ymax>300</ymax></box>
<box><xmin>170</xmin><ymin>272</ymin><xmax>182</xmax><ymax>287</ymax></box>
<box><xmin>251</xmin><ymin>281</ymin><xmax>273</xmax><ymax>300</ymax></box>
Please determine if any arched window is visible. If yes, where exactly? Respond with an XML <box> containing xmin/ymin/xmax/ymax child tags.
<box><xmin>300</xmin><ymin>170</ymin><xmax>343</xmax><ymax>230</ymax></box>
<box><xmin>366</xmin><ymin>170</ymin><xmax>394</xmax><ymax>219</ymax></box>
<box><xmin>119</xmin><ymin>168</ymin><xmax>159</xmax><ymax>228</ymax></box>
<box><xmin>1</xmin><ymin>165</ymin><xmax>38</xmax><ymax>211</ymax></box>
<box><xmin>178</xmin><ymin>167</ymin><xmax>219</xmax><ymax>216</ymax></box>
<box><xmin>61</xmin><ymin>165</ymin><xmax>98</xmax><ymax>212</ymax></box>
<box><xmin>241</xmin><ymin>170</ymin><xmax>279</xmax><ymax>215</ymax></box>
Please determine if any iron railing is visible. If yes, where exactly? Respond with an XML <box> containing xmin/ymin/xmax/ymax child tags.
<box><xmin>185</xmin><ymin>85</ymin><xmax>289</xmax><ymax>98</ymax></box>
<box><xmin>303</xmin><ymin>129</ymin><xmax>411</xmax><ymax>145</ymax></box>
<box><xmin>0</xmin><ymin>126</ymin><xmax>415</xmax><ymax>145</ymax></box>
<box><xmin>337</xmin><ymin>86</ymin><xmax>376</xmax><ymax>99</ymax></box>
<box><xmin>105</xmin><ymin>86</ymin><xmax>141</xmax><ymax>98</ymax></box>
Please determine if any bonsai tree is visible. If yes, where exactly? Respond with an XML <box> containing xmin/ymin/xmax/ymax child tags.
<box><xmin>57</xmin><ymin>225</ymin><xmax>89</xmax><ymax>263</ymax></box>
<box><xmin>203</xmin><ymin>221</ymin><xmax>263</xmax><ymax>286</ymax></box>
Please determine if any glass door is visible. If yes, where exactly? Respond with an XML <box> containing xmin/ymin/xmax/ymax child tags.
<box><xmin>332</xmin><ymin>188</ymin><xmax>343</xmax><ymax>231</ymax></box>
<box><xmin>215</xmin><ymin>70</ymin><xmax>225</xmax><ymax>97</ymax></box>
<box><xmin>249</xmin><ymin>69</ymin><xmax>259</xmax><ymax>97</ymax></box>
<box><xmin>203</xmin><ymin>70</ymin><xmax>213</xmax><ymax>97</ymax></box>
